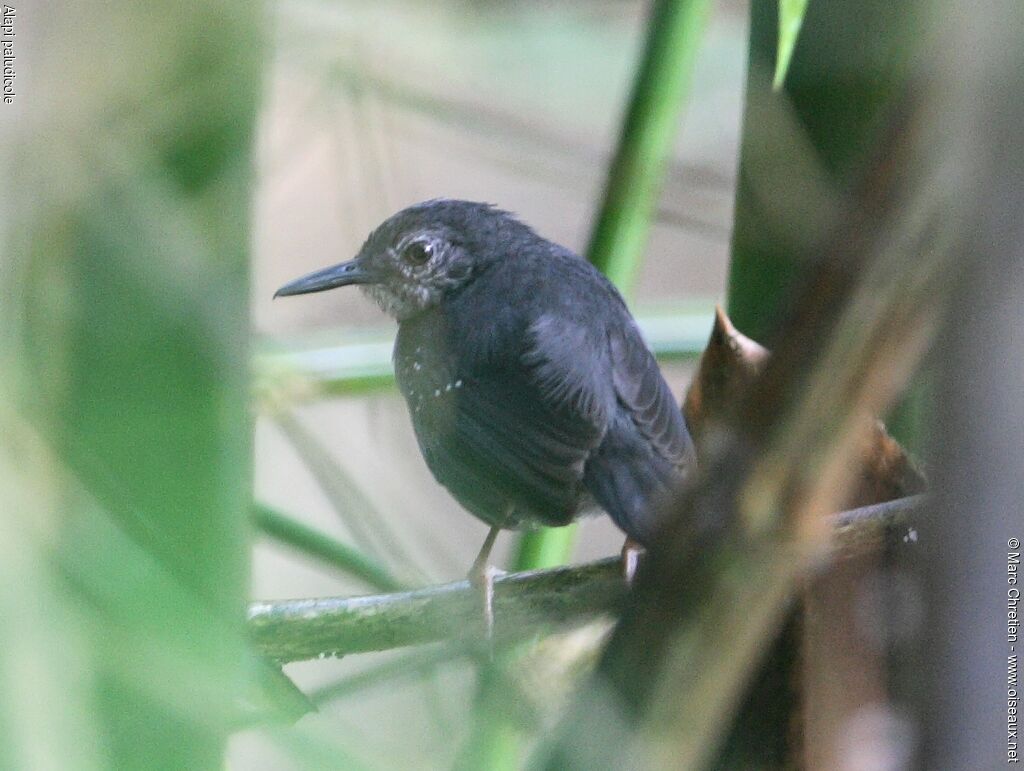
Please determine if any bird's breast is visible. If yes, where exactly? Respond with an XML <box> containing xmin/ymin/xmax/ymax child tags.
<box><xmin>393</xmin><ymin>321</ymin><xmax>463</xmax><ymax>430</ymax></box>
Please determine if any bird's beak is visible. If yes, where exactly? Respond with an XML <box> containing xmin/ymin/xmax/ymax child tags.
<box><xmin>274</xmin><ymin>258</ymin><xmax>374</xmax><ymax>298</ymax></box>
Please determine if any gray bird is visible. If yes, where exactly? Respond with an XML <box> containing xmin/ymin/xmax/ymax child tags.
<box><xmin>276</xmin><ymin>199</ymin><xmax>695</xmax><ymax>620</ymax></box>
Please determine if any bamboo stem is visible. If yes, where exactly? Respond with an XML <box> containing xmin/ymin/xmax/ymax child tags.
<box><xmin>587</xmin><ymin>0</ymin><xmax>714</xmax><ymax>293</ymax></box>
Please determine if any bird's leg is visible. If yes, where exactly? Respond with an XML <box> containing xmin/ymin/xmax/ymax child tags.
<box><xmin>468</xmin><ymin>525</ymin><xmax>504</xmax><ymax>640</ymax></box>
<box><xmin>620</xmin><ymin>537</ymin><xmax>645</xmax><ymax>584</ymax></box>
<box><xmin>470</xmin><ymin>525</ymin><xmax>501</xmax><ymax>578</ymax></box>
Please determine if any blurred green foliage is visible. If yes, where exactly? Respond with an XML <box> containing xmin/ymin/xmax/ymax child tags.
<box><xmin>3</xmin><ymin>1</ymin><xmax>260</xmax><ymax>767</ymax></box>
<box><xmin>729</xmin><ymin>0</ymin><xmax>919</xmax><ymax>343</ymax></box>
<box><xmin>773</xmin><ymin>0</ymin><xmax>809</xmax><ymax>90</ymax></box>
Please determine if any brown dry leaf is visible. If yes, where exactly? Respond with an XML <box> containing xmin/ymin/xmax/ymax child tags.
<box><xmin>684</xmin><ymin>307</ymin><xmax>926</xmax><ymax>509</ymax></box>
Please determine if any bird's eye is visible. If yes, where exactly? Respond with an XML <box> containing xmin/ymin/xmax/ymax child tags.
<box><xmin>402</xmin><ymin>240</ymin><xmax>434</xmax><ymax>265</ymax></box>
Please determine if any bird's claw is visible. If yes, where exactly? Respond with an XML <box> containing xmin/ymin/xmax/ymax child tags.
<box><xmin>620</xmin><ymin>538</ymin><xmax>644</xmax><ymax>584</ymax></box>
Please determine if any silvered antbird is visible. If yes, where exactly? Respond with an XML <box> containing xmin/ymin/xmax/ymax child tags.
<box><xmin>276</xmin><ymin>200</ymin><xmax>696</xmax><ymax>620</ymax></box>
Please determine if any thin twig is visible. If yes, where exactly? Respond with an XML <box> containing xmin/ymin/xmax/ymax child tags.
<box><xmin>253</xmin><ymin>503</ymin><xmax>404</xmax><ymax>592</ymax></box>
<box><xmin>273</xmin><ymin>410</ymin><xmax>430</xmax><ymax>582</ymax></box>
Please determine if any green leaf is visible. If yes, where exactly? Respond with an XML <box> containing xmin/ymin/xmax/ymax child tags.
<box><xmin>773</xmin><ymin>0</ymin><xmax>810</xmax><ymax>90</ymax></box>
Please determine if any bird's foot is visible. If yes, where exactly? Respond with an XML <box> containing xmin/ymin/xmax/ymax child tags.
<box><xmin>468</xmin><ymin>526</ymin><xmax>503</xmax><ymax>642</ymax></box>
<box><xmin>620</xmin><ymin>537</ymin><xmax>645</xmax><ymax>584</ymax></box>
<box><xmin>468</xmin><ymin>563</ymin><xmax>506</xmax><ymax>643</ymax></box>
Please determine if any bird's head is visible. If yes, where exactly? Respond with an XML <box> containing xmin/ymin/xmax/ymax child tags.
<box><xmin>275</xmin><ymin>199</ymin><xmax>528</xmax><ymax>321</ymax></box>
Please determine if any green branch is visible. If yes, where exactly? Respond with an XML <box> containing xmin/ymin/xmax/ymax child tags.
<box><xmin>249</xmin><ymin>558</ymin><xmax>626</xmax><ymax>663</ymax></box>
<box><xmin>249</xmin><ymin>496</ymin><xmax>923</xmax><ymax>664</ymax></box>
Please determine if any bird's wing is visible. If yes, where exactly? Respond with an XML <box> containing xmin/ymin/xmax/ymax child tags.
<box><xmin>607</xmin><ymin>320</ymin><xmax>693</xmax><ymax>466</ymax></box>
<box><xmin>517</xmin><ymin>308</ymin><xmax>692</xmax><ymax>469</ymax></box>
<box><xmin>409</xmin><ymin>304</ymin><xmax>690</xmax><ymax>528</ymax></box>
<box><xmin>523</xmin><ymin>308</ymin><xmax>691</xmax><ymax>461</ymax></box>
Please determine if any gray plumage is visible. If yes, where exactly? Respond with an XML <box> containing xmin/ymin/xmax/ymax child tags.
<box><xmin>275</xmin><ymin>199</ymin><xmax>696</xmax><ymax>546</ymax></box>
